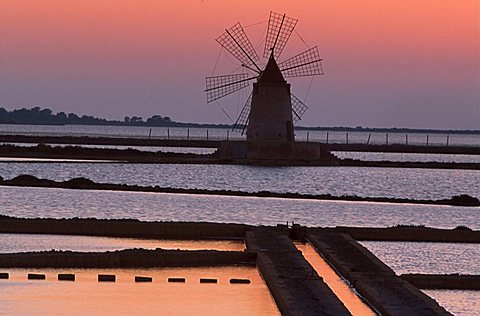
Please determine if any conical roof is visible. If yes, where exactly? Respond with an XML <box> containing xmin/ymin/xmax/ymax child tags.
<box><xmin>258</xmin><ymin>55</ymin><xmax>285</xmax><ymax>83</ymax></box>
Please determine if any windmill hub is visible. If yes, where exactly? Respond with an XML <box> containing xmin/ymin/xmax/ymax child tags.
<box><xmin>206</xmin><ymin>12</ymin><xmax>338</xmax><ymax>165</ymax></box>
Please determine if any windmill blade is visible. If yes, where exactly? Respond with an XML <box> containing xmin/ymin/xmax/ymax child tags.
<box><xmin>291</xmin><ymin>94</ymin><xmax>308</xmax><ymax>123</ymax></box>
<box><xmin>279</xmin><ymin>46</ymin><xmax>324</xmax><ymax>78</ymax></box>
<box><xmin>264</xmin><ymin>12</ymin><xmax>298</xmax><ymax>59</ymax></box>
<box><xmin>205</xmin><ymin>73</ymin><xmax>257</xmax><ymax>103</ymax></box>
<box><xmin>232</xmin><ymin>92</ymin><xmax>253</xmax><ymax>134</ymax></box>
<box><xmin>216</xmin><ymin>23</ymin><xmax>261</xmax><ymax>71</ymax></box>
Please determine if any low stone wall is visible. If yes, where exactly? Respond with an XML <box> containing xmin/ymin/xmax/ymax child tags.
<box><xmin>401</xmin><ymin>274</ymin><xmax>480</xmax><ymax>290</ymax></box>
<box><xmin>246</xmin><ymin>228</ymin><xmax>350</xmax><ymax>316</ymax></box>
<box><xmin>308</xmin><ymin>229</ymin><xmax>451</xmax><ymax>316</ymax></box>
<box><xmin>0</xmin><ymin>249</ymin><xmax>256</xmax><ymax>268</ymax></box>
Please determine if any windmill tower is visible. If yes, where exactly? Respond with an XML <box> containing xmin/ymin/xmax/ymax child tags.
<box><xmin>206</xmin><ymin>12</ymin><xmax>335</xmax><ymax>163</ymax></box>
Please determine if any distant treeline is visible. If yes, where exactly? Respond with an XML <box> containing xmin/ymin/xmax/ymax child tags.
<box><xmin>0</xmin><ymin>107</ymin><xmax>230</xmax><ymax>128</ymax></box>
<box><xmin>0</xmin><ymin>106</ymin><xmax>478</xmax><ymax>134</ymax></box>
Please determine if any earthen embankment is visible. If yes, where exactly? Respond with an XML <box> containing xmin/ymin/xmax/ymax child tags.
<box><xmin>246</xmin><ymin>227</ymin><xmax>351</xmax><ymax>316</ymax></box>
<box><xmin>0</xmin><ymin>249</ymin><xmax>255</xmax><ymax>268</ymax></box>
<box><xmin>307</xmin><ymin>229</ymin><xmax>451</xmax><ymax>316</ymax></box>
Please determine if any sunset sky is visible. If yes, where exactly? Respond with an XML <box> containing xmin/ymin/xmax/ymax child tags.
<box><xmin>1</xmin><ymin>0</ymin><xmax>479</xmax><ymax>128</ymax></box>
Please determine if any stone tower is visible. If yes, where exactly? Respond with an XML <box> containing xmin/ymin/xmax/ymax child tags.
<box><xmin>247</xmin><ymin>55</ymin><xmax>294</xmax><ymax>142</ymax></box>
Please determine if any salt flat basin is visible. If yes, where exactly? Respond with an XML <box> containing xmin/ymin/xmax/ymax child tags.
<box><xmin>360</xmin><ymin>241</ymin><xmax>480</xmax><ymax>275</ymax></box>
<box><xmin>0</xmin><ymin>233</ymin><xmax>244</xmax><ymax>253</ymax></box>
<box><xmin>0</xmin><ymin>267</ymin><xmax>279</xmax><ymax>316</ymax></box>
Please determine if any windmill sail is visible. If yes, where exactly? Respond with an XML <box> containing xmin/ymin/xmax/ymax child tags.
<box><xmin>216</xmin><ymin>23</ymin><xmax>260</xmax><ymax>70</ymax></box>
<box><xmin>291</xmin><ymin>94</ymin><xmax>308</xmax><ymax>123</ymax></box>
<box><xmin>264</xmin><ymin>12</ymin><xmax>298</xmax><ymax>59</ymax></box>
<box><xmin>232</xmin><ymin>92</ymin><xmax>253</xmax><ymax>134</ymax></box>
<box><xmin>279</xmin><ymin>46</ymin><xmax>324</xmax><ymax>78</ymax></box>
<box><xmin>205</xmin><ymin>73</ymin><xmax>256</xmax><ymax>103</ymax></box>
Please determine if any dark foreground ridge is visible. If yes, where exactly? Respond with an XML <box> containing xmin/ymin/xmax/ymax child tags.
<box><xmin>1</xmin><ymin>217</ymin><xmax>465</xmax><ymax>315</ymax></box>
<box><xmin>1</xmin><ymin>174</ymin><xmax>479</xmax><ymax>207</ymax></box>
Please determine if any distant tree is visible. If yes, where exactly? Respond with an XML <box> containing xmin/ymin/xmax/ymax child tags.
<box><xmin>124</xmin><ymin>116</ymin><xmax>130</xmax><ymax>123</ymax></box>
<box><xmin>0</xmin><ymin>107</ymin><xmax>7</xmax><ymax>118</ymax></box>
<box><xmin>130</xmin><ymin>116</ymin><xmax>143</xmax><ymax>123</ymax></box>
<box><xmin>56</xmin><ymin>112</ymin><xmax>67</xmax><ymax>121</ymax></box>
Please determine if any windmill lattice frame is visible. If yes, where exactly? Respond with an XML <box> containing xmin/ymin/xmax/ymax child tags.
<box><xmin>206</xmin><ymin>12</ymin><xmax>324</xmax><ymax>134</ymax></box>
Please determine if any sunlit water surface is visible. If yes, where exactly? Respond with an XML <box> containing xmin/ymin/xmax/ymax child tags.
<box><xmin>423</xmin><ymin>290</ymin><xmax>480</xmax><ymax>316</ymax></box>
<box><xmin>1</xmin><ymin>163</ymin><xmax>479</xmax><ymax>200</ymax></box>
<box><xmin>360</xmin><ymin>242</ymin><xmax>480</xmax><ymax>275</ymax></box>
<box><xmin>0</xmin><ymin>267</ymin><xmax>279</xmax><ymax>316</ymax></box>
<box><xmin>0</xmin><ymin>234</ymin><xmax>244</xmax><ymax>253</ymax></box>
<box><xmin>1</xmin><ymin>186</ymin><xmax>478</xmax><ymax>229</ymax></box>
<box><xmin>295</xmin><ymin>243</ymin><xmax>376</xmax><ymax>316</ymax></box>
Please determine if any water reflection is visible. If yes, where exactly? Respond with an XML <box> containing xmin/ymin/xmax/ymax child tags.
<box><xmin>1</xmin><ymin>186</ymin><xmax>478</xmax><ymax>229</ymax></box>
<box><xmin>0</xmin><ymin>267</ymin><xmax>279</xmax><ymax>316</ymax></box>
<box><xmin>423</xmin><ymin>290</ymin><xmax>480</xmax><ymax>316</ymax></box>
<box><xmin>1</xmin><ymin>163</ymin><xmax>479</xmax><ymax>200</ymax></box>
<box><xmin>0</xmin><ymin>234</ymin><xmax>244</xmax><ymax>253</ymax></box>
<box><xmin>360</xmin><ymin>242</ymin><xmax>480</xmax><ymax>275</ymax></box>
<box><xmin>295</xmin><ymin>242</ymin><xmax>377</xmax><ymax>316</ymax></box>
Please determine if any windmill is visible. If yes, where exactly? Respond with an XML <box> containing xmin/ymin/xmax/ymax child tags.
<box><xmin>205</xmin><ymin>12</ymin><xmax>324</xmax><ymax>143</ymax></box>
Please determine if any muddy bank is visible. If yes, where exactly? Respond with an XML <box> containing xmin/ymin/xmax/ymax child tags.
<box><xmin>401</xmin><ymin>274</ymin><xmax>480</xmax><ymax>290</ymax></box>
<box><xmin>3</xmin><ymin>215</ymin><xmax>479</xmax><ymax>244</ymax></box>
<box><xmin>331</xmin><ymin>226</ymin><xmax>480</xmax><ymax>243</ymax></box>
<box><xmin>340</xmin><ymin>158</ymin><xmax>480</xmax><ymax>170</ymax></box>
<box><xmin>1</xmin><ymin>174</ymin><xmax>479</xmax><ymax>207</ymax></box>
<box><xmin>0</xmin><ymin>248</ymin><xmax>255</xmax><ymax>268</ymax></box>
<box><xmin>2</xmin><ymin>143</ymin><xmax>480</xmax><ymax>168</ymax></box>
<box><xmin>0</xmin><ymin>215</ymin><xmax>251</xmax><ymax>240</ymax></box>
<box><xmin>0</xmin><ymin>135</ymin><xmax>220</xmax><ymax>148</ymax></box>
<box><xmin>0</xmin><ymin>144</ymin><xmax>213</xmax><ymax>163</ymax></box>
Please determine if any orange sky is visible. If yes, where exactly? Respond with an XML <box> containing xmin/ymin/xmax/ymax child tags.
<box><xmin>1</xmin><ymin>0</ymin><xmax>479</xmax><ymax>128</ymax></box>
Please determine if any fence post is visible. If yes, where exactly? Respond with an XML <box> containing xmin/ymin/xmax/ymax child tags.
<box><xmin>446</xmin><ymin>135</ymin><xmax>449</xmax><ymax>146</ymax></box>
<box><xmin>386</xmin><ymin>133</ymin><xmax>388</xmax><ymax>145</ymax></box>
<box><xmin>426</xmin><ymin>134</ymin><xmax>429</xmax><ymax>146</ymax></box>
<box><xmin>207</xmin><ymin>129</ymin><xmax>209</xmax><ymax>140</ymax></box>
<box><xmin>167</xmin><ymin>128</ymin><xmax>170</xmax><ymax>140</ymax></box>
<box><xmin>367</xmin><ymin>133</ymin><xmax>371</xmax><ymax>144</ymax></box>
<box><xmin>346</xmin><ymin>132</ymin><xmax>349</xmax><ymax>144</ymax></box>
<box><xmin>148</xmin><ymin>128</ymin><xmax>152</xmax><ymax>139</ymax></box>
<box><xmin>326</xmin><ymin>132</ymin><xmax>329</xmax><ymax>144</ymax></box>
<box><xmin>187</xmin><ymin>128</ymin><xmax>190</xmax><ymax>140</ymax></box>
<box><xmin>406</xmin><ymin>134</ymin><xmax>408</xmax><ymax>145</ymax></box>
<box><xmin>307</xmin><ymin>131</ymin><xmax>309</xmax><ymax>142</ymax></box>
<box><xmin>227</xmin><ymin>130</ymin><xmax>229</xmax><ymax>141</ymax></box>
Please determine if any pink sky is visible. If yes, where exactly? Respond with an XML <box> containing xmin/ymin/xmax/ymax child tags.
<box><xmin>1</xmin><ymin>0</ymin><xmax>479</xmax><ymax>128</ymax></box>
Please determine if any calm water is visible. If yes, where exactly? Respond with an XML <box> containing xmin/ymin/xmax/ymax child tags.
<box><xmin>360</xmin><ymin>242</ymin><xmax>480</xmax><ymax>275</ymax></box>
<box><xmin>0</xmin><ymin>234</ymin><xmax>244</xmax><ymax>253</ymax></box>
<box><xmin>1</xmin><ymin>124</ymin><xmax>479</xmax><ymax>146</ymax></box>
<box><xmin>0</xmin><ymin>267</ymin><xmax>279</xmax><ymax>316</ymax></box>
<box><xmin>1</xmin><ymin>186</ymin><xmax>478</xmax><ymax>229</ymax></box>
<box><xmin>423</xmin><ymin>290</ymin><xmax>480</xmax><ymax>316</ymax></box>
<box><xmin>1</xmin><ymin>163</ymin><xmax>479</xmax><ymax>200</ymax></box>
